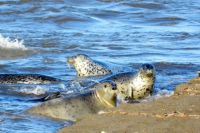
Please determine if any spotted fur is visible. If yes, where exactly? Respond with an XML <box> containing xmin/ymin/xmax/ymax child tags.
<box><xmin>105</xmin><ymin>64</ymin><xmax>155</xmax><ymax>100</ymax></box>
<box><xmin>67</xmin><ymin>54</ymin><xmax>112</xmax><ymax>77</ymax></box>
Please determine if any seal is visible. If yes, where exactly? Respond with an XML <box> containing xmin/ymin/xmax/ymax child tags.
<box><xmin>67</xmin><ymin>54</ymin><xmax>112</xmax><ymax>77</ymax></box>
<box><xmin>27</xmin><ymin>80</ymin><xmax>118</xmax><ymax>121</ymax></box>
<box><xmin>105</xmin><ymin>63</ymin><xmax>156</xmax><ymax>100</ymax></box>
<box><xmin>0</xmin><ymin>74</ymin><xmax>61</xmax><ymax>84</ymax></box>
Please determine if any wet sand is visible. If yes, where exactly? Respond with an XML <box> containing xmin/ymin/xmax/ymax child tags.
<box><xmin>59</xmin><ymin>76</ymin><xmax>200</xmax><ymax>133</ymax></box>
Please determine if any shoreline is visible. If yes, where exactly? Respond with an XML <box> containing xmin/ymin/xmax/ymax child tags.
<box><xmin>59</xmin><ymin>75</ymin><xmax>200</xmax><ymax>133</ymax></box>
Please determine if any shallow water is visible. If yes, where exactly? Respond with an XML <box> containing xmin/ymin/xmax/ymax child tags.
<box><xmin>0</xmin><ymin>0</ymin><xmax>200</xmax><ymax>132</ymax></box>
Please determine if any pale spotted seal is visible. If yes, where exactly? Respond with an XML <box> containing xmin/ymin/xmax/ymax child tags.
<box><xmin>67</xmin><ymin>54</ymin><xmax>112</xmax><ymax>77</ymax></box>
<box><xmin>106</xmin><ymin>63</ymin><xmax>155</xmax><ymax>100</ymax></box>
<box><xmin>27</xmin><ymin>80</ymin><xmax>118</xmax><ymax>121</ymax></box>
<box><xmin>0</xmin><ymin>74</ymin><xmax>61</xmax><ymax>84</ymax></box>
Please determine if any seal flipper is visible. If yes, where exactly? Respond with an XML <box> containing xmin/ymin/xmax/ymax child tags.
<box><xmin>124</xmin><ymin>97</ymin><xmax>140</xmax><ymax>104</ymax></box>
<box><xmin>30</xmin><ymin>92</ymin><xmax>62</xmax><ymax>102</ymax></box>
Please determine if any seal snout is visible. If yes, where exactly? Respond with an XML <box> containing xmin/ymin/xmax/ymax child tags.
<box><xmin>67</xmin><ymin>58</ymin><xmax>74</xmax><ymax>64</ymax></box>
<box><xmin>67</xmin><ymin>55</ymin><xmax>77</xmax><ymax>65</ymax></box>
<box><xmin>108</xmin><ymin>80</ymin><xmax>117</xmax><ymax>90</ymax></box>
<box><xmin>67</xmin><ymin>54</ymin><xmax>89</xmax><ymax>65</ymax></box>
<box><xmin>101</xmin><ymin>80</ymin><xmax>117</xmax><ymax>90</ymax></box>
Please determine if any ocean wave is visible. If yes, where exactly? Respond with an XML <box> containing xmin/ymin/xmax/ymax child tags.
<box><xmin>0</xmin><ymin>34</ymin><xmax>27</xmax><ymax>50</ymax></box>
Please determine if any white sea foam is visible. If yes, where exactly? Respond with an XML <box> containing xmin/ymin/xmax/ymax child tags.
<box><xmin>67</xmin><ymin>63</ymin><xmax>71</xmax><ymax>69</ymax></box>
<box><xmin>155</xmin><ymin>89</ymin><xmax>174</xmax><ymax>98</ymax></box>
<box><xmin>0</xmin><ymin>34</ymin><xmax>27</xmax><ymax>50</ymax></box>
<box><xmin>140</xmin><ymin>89</ymin><xmax>174</xmax><ymax>103</ymax></box>
<box><xmin>59</xmin><ymin>83</ymin><xmax>67</xmax><ymax>91</ymax></box>
<box><xmin>70</xmin><ymin>81</ymin><xmax>82</xmax><ymax>89</ymax></box>
<box><xmin>19</xmin><ymin>86</ymin><xmax>47</xmax><ymax>95</ymax></box>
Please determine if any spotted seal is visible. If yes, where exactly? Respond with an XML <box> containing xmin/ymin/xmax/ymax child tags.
<box><xmin>0</xmin><ymin>74</ymin><xmax>61</xmax><ymax>84</ymax></box>
<box><xmin>67</xmin><ymin>54</ymin><xmax>112</xmax><ymax>77</ymax></box>
<box><xmin>106</xmin><ymin>63</ymin><xmax>156</xmax><ymax>100</ymax></box>
<box><xmin>27</xmin><ymin>80</ymin><xmax>118</xmax><ymax>121</ymax></box>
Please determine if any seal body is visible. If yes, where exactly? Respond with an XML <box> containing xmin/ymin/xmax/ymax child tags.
<box><xmin>67</xmin><ymin>54</ymin><xmax>112</xmax><ymax>77</ymax></box>
<box><xmin>27</xmin><ymin>81</ymin><xmax>118</xmax><ymax>121</ymax></box>
<box><xmin>105</xmin><ymin>64</ymin><xmax>155</xmax><ymax>100</ymax></box>
<box><xmin>0</xmin><ymin>74</ymin><xmax>61</xmax><ymax>84</ymax></box>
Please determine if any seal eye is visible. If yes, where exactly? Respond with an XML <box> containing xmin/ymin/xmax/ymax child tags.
<box><xmin>104</xmin><ymin>85</ymin><xmax>107</xmax><ymax>88</ymax></box>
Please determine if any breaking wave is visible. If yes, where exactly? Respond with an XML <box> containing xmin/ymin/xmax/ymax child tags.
<box><xmin>0</xmin><ymin>34</ymin><xmax>27</xmax><ymax>50</ymax></box>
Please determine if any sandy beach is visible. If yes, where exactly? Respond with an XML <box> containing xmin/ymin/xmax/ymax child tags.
<box><xmin>59</xmin><ymin>76</ymin><xmax>200</xmax><ymax>133</ymax></box>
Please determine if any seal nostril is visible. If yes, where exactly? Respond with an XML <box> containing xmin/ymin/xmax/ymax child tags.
<box><xmin>112</xmin><ymin>87</ymin><xmax>117</xmax><ymax>90</ymax></box>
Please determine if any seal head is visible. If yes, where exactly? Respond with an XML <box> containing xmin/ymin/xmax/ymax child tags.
<box><xmin>93</xmin><ymin>80</ymin><xmax>117</xmax><ymax>108</ymax></box>
<box><xmin>139</xmin><ymin>63</ymin><xmax>155</xmax><ymax>77</ymax></box>
<box><xmin>67</xmin><ymin>54</ymin><xmax>111</xmax><ymax>77</ymax></box>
